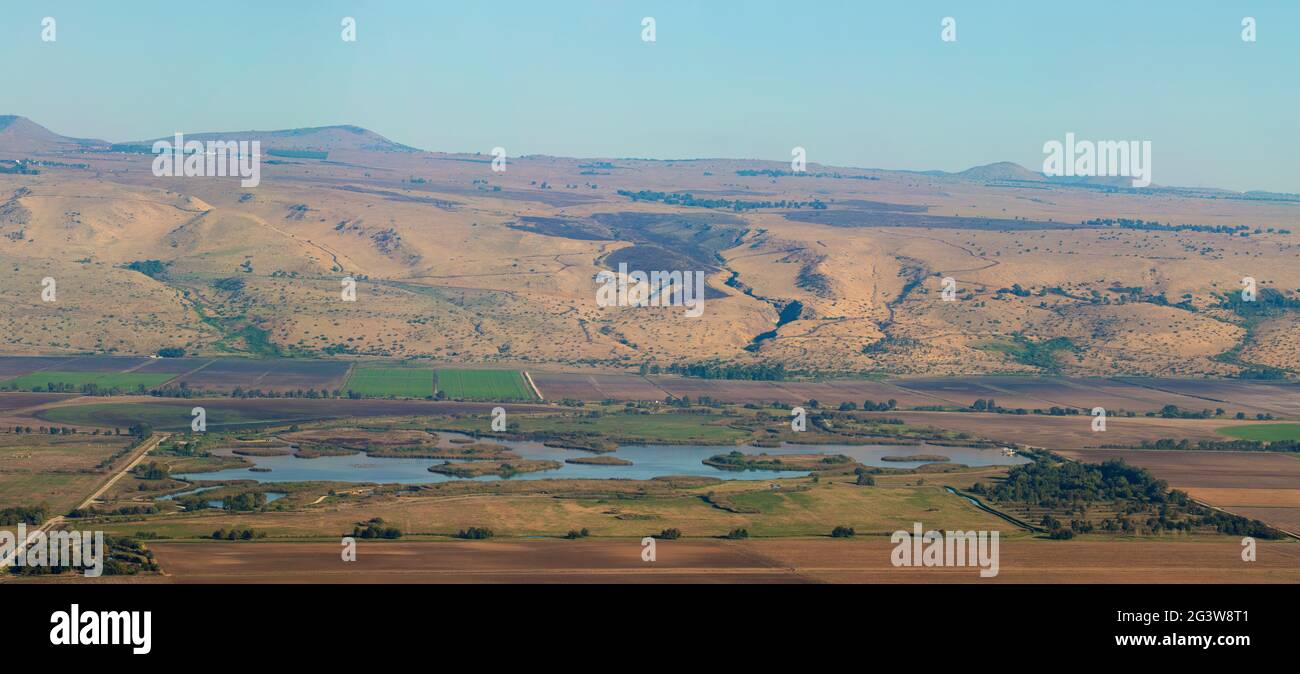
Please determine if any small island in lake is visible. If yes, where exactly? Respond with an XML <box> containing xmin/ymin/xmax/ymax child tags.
<box><xmin>704</xmin><ymin>451</ymin><xmax>853</xmax><ymax>472</ymax></box>
<box><xmin>881</xmin><ymin>454</ymin><xmax>950</xmax><ymax>463</ymax></box>
<box><xmin>565</xmin><ymin>455</ymin><xmax>633</xmax><ymax>466</ymax></box>
<box><xmin>429</xmin><ymin>459</ymin><xmax>562</xmax><ymax>478</ymax></box>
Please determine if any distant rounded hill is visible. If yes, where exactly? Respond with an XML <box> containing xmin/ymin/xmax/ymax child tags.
<box><xmin>0</xmin><ymin>115</ymin><xmax>108</xmax><ymax>154</ymax></box>
<box><xmin>954</xmin><ymin>161</ymin><xmax>1046</xmax><ymax>182</ymax></box>
<box><xmin>129</xmin><ymin>124</ymin><xmax>420</xmax><ymax>155</ymax></box>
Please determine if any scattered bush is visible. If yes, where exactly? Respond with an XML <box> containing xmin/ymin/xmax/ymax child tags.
<box><xmin>456</xmin><ymin>527</ymin><xmax>494</xmax><ymax>540</ymax></box>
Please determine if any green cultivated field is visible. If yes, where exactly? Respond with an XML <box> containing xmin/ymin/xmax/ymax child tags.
<box><xmin>1217</xmin><ymin>423</ymin><xmax>1300</xmax><ymax>442</ymax></box>
<box><xmin>2</xmin><ymin>371</ymin><xmax>176</xmax><ymax>391</ymax></box>
<box><xmin>344</xmin><ymin>367</ymin><xmax>433</xmax><ymax>398</ymax></box>
<box><xmin>436</xmin><ymin>369</ymin><xmax>536</xmax><ymax>401</ymax></box>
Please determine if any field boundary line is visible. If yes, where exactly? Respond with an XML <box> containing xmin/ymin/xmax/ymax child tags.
<box><xmin>523</xmin><ymin>371</ymin><xmax>544</xmax><ymax>401</ymax></box>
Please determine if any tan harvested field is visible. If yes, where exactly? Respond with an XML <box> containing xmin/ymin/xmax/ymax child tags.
<box><xmin>136</xmin><ymin>538</ymin><xmax>1300</xmax><ymax>584</ymax></box>
<box><xmin>1183</xmin><ymin>488</ymin><xmax>1300</xmax><ymax>508</ymax></box>
<box><xmin>0</xmin><ymin>392</ymin><xmax>72</xmax><ymax>412</ymax></box>
<box><xmin>1058</xmin><ymin>449</ymin><xmax>1300</xmax><ymax>490</ymax></box>
<box><xmin>533</xmin><ymin>372</ymin><xmax>1300</xmax><ymax>418</ymax></box>
<box><xmin>1115</xmin><ymin>378</ymin><xmax>1300</xmax><ymax>419</ymax></box>
<box><xmin>0</xmin><ymin>433</ymin><xmax>132</xmax><ymax>512</ymax></box>
<box><xmin>1059</xmin><ymin>449</ymin><xmax>1300</xmax><ymax>534</ymax></box>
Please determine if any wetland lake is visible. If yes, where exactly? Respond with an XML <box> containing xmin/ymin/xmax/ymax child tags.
<box><xmin>175</xmin><ymin>433</ymin><xmax>1029</xmax><ymax>485</ymax></box>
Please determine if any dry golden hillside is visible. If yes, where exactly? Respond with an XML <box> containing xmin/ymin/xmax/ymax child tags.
<box><xmin>1</xmin><ymin>121</ymin><xmax>1296</xmax><ymax>377</ymax></box>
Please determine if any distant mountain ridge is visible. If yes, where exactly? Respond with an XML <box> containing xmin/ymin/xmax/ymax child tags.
<box><xmin>129</xmin><ymin>124</ymin><xmax>421</xmax><ymax>154</ymax></box>
<box><xmin>0</xmin><ymin>116</ymin><xmax>419</xmax><ymax>156</ymax></box>
<box><xmin>2</xmin><ymin>115</ymin><xmax>1286</xmax><ymax>194</ymax></box>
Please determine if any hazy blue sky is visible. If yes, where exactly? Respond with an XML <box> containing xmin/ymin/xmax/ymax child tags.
<box><xmin>2</xmin><ymin>1</ymin><xmax>1297</xmax><ymax>192</ymax></box>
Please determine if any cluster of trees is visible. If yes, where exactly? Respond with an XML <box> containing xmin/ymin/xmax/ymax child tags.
<box><xmin>975</xmin><ymin>458</ymin><xmax>1167</xmax><ymax>506</ymax></box>
<box><xmin>222</xmin><ymin>492</ymin><xmax>269</xmax><ymax>512</ymax></box>
<box><xmin>7</xmin><ymin>381</ymin><xmax>150</xmax><ymax>396</ymax></box>
<box><xmin>662</xmin><ymin>394</ymin><xmax>721</xmax><ymax>409</ymax></box>
<box><xmin>210</xmin><ymin>527</ymin><xmax>265</xmax><ymax>540</ymax></box>
<box><xmin>124</xmin><ymin>259</ymin><xmax>168</xmax><ymax>279</ymax></box>
<box><xmin>7</xmin><ymin>426</ymin><xmax>77</xmax><ymax>434</ymax></box>
<box><xmin>997</xmin><ymin>283</ymin><xmax>1033</xmax><ymax>298</ymax></box>
<box><xmin>456</xmin><ymin>527</ymin><xmax>494</xmax><ymax>540</ymax></box>
<box><xmin>131</xmin><ymin>462</ymin><xmax>170</xmax><ymax>480</ymax></box>
<box><xmin>1138</xmin><ymin>438</ymin><xmax>1299</xmax><ymax>453</ymax></box>
<box><xmin>811</xmin><ymin>399</ymin><xmax>901</xmax><ymax>413</ymax></box>
<box><xmin>656</xmin><ymin>528</ymin><xmax>682</xmax><ymax>540</ymax></box>
<box><xmin>1004</xmin><ymin>335</ymin><xmax>1077</xmax><ymax>372</ymax></box>
<box><xmin>735</xmin><ymin>169</ymin><xmax>878</xmax><ymax>181</ymax></box>
<box><xmin>976</xmin><ymin>455</ymin><xmax>1282</xmax><ymax>538</ymax></box>
<box><xmin>725</xmin><ymin>528</ymin><xmax>749</xmax><ymax>539</ymax></box>
<box><xmin>662</xmin><ymin>361</ymin><xmax>788</xmax><ymax>381</ymax></box>
<box><xmin>0</xmin><ymin>505</ymin><xmax>46</xmax><ymax>526</ymax></box>
<box><xmin>831</xmin><ymin>526</ymin><xmax>856</xmax><ymax>538</ymax></box>
<box><xmin>837</xmin><ymin>401</ymin><xmax>904</xmax><ymax>415</ymax></box>
<box><xmin>565</xmin><ymin>528</ymin><xmax>590</xmax><ymax>539</ymax></box>
<box><xmin>1083</xmin><ymin>218</ymin><xmax>1284</xmax><ymax>235</ymax></box>
<box><xmin>10</xmin><ymin>536</ymin><xmax>158</xmax><ymax>576</ymax></box>
<box><xmin>1087</xmin><ymin>508</ymin><xmax>1276</xmax><ymax>538</ymax></box>
<box><xmin>67</xmin><ymin>504</ymin><xmax>157</xmax><ymax>518</ymax></box>
<box><xmin>352</xmin><ymin>518</ymin><xmax>402</xmax><ymax>539</ymax></box>
<box><xmin>0</xmin><ymin>159</ymin><xmax>41</xmax><ymax>174</ymax></box>
<box><xmin>618</xmin><ymin>189</ymin><xmax>827</xmax><ymax>212</ymax></box>
<box><xmin>1236</xmin><ymin>367</ymin><xmax>1289</xmax><ymax>381</ymax></box>
<box><xmin>230</xmin><ymin>387</ymin><xmax>344</xmax><ymax>399</ymax></box>
<box><xmin>1157</xmin><ymin>405</ymin><xmax>1216</xmax><ymax>419</ymax></box>
<box><xmin>1219</xmin><ymin>288</ymin><xmax>1300</xmax><ymax>318</ymax></box>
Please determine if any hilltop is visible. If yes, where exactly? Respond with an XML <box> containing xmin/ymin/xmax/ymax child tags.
<box><xmin>129</xmin><ymin>124</ymin><xmax>421</xmax><ymax>154</ymax></box>
<box><xmin>0</xmin><ymin>115</ymin><xmax>108</xmax><ymax>154</ymax></box>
